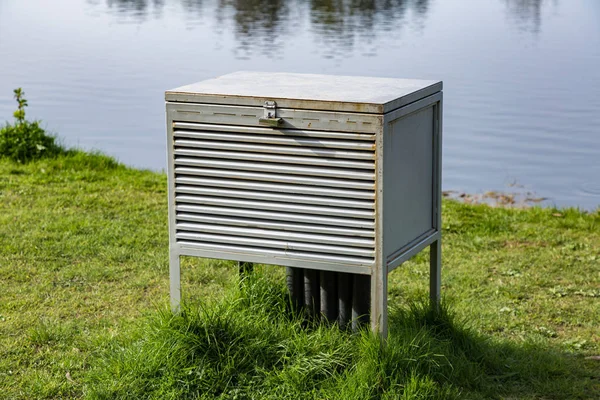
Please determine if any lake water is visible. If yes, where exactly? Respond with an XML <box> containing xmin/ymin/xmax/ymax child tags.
<box><xmin>1</xmin><ymin>0</ymin><xmax>599</xmax><ymax>210</ymax></box>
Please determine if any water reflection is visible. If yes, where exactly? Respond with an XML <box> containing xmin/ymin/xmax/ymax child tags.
<box><xmin>91</xmin><ymin>0</ymin><xmax>558</xmax><ymax>42</ymax></box>
<box><xmin>309</xmin><ymin>0</ymin><xmax>430</xmax><ymax>56</ymax></box>
<box><xmin>90</xmin><ymin>0</ymin><xmax>432</xmax><ymax>56</ymax></box>
<box><xmin>215</xmin><ymin>0</ymin><xmax>292</xmax><ymax>58</ymax></box>
<box><xmin>103</xmin><ymin>0</ymin><xmax>166</xmax><ymax>19</ymax></box>
<box><xmin>504</xmin><ymin>0</ymin><xmax>553</xmax><ymax>34</ymax></box>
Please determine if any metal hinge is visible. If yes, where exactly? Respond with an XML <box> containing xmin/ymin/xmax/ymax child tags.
<box><xmin>259</xmin><ymin>100</ymin><xmax>283</xmax><ymax>127</ymax></box>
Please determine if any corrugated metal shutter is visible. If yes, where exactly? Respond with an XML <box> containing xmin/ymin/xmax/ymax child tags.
<box><xmin>171</xmin><ymin>121</ymin><xmax>376</xmax><ymax>267</ymax></box>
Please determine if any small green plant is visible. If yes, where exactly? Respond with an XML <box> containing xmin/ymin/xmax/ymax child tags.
<box><xmin>0</xmin><ymin>88</ymin><xmax>63</xmax><ymax>162</ymax></box>
<box><xmin>13</xmin><ymin>88</ymin><xmax>28</xmax><ymax>124</ymax></box>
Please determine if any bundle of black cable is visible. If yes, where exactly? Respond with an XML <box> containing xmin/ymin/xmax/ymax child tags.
<box><xmin>238</xmin><ymin>263</ymin><xmax>370</xmax><ymax>330</ymax></box>
<box><xmin>287</xmin><ymin>267</ymin><xmax>370</xmax><ymax>330</ymax></box>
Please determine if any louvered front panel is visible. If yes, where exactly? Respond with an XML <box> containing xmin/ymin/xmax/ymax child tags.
<box><xmin>171</xmin><ymin>121</ymin><xmax>376</xmax><ymax>267</ymax></box>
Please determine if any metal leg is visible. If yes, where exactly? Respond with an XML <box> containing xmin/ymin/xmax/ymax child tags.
<box><xmin>170</xmin><ymin>253</ymin><xmax>181</xmax><ymax>313</ymax></box>
<box><xmin>430</xmin><ymin>239</ymin><xmax>442</xmax><ymax>308</ymax></box>
<box><xmin>369</xmin><ymin>268</ymin><xmax>388</xmax><ymax>337</ymax></box>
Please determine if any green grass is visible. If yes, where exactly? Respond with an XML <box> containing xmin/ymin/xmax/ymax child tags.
<box><xmin>0</xmin><ymin>152</ymin><xmax>598</xmax><ymax>399</ymax></box>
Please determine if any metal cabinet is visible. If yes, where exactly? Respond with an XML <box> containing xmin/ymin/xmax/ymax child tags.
<box><xmin>165</xmin><ymin>71</ymin><xmax>443</xmax><ymax>336</ymax></box>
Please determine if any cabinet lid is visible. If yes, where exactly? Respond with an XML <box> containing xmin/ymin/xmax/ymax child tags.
<box><xmin>166</xmin><ymin>71</ymin><xmax>442</xmax><ymax>114</ymax></box>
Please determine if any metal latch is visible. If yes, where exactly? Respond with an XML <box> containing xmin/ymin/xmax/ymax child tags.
<box><xmin>259</xmin><ymin>100</ymin><xmax>283</xmax><ymax>127</ymax></box>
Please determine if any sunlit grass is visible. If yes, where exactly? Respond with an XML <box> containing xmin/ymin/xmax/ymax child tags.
<box><xmin>85</xmin><ymin>271</ymin><xmax>597</xmax><ymax>399</ymax></box>
<box><xmin>0</xmin><ymin>153</ymin><xmax>598</xmax><ymax>399</ymax></box>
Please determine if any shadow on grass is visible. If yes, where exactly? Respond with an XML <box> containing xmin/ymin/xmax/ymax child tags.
<box><xmin>386</xmin><ymin>304</ymin><xmax>599</xmax><ymax>399</ymax></box>
<box><xmin>85</xmin><ymin>273</ymin><xmax>599</xmax><ymax>399</ymax></box>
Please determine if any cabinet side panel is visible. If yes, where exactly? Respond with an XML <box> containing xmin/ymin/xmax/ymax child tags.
<box><xmin>383</xmin><ymin>106</ymin><xmax>435</xmax><ymax>260</ymax></box>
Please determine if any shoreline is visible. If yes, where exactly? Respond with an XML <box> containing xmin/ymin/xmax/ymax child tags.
<box><xmin>443</xmin><ymin>189</ymin><xmax>547</xmax><ymax>209</ymax></box>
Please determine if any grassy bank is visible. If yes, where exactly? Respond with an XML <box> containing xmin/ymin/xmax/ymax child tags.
<box><xmin>0</xmin><ymin>152</ymin><xmax>599</xmax><ymax>399</ymax></box>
